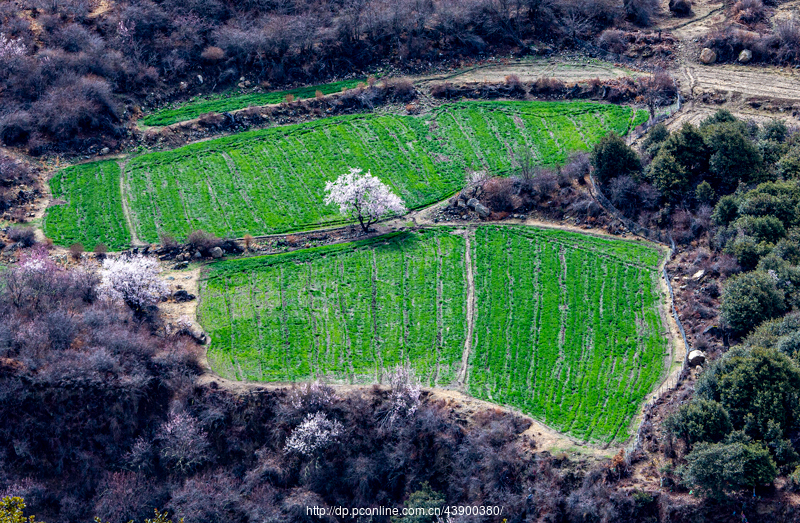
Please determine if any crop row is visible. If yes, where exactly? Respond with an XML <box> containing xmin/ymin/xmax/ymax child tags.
<box><xmin>141</xmin><ymin>78</ymin><xmax>366</xmax><ymax>126</ymax></box>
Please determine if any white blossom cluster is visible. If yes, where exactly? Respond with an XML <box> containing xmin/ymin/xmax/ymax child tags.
<box><xmin>284</xmin><ymin>412</ymin><xmax>344</xmax><ymax>457</ymax></box>
<box><xmin>288</xmin><ymin>380</ymin><xmax>338</xmax><ymax>412</ymax></box>
<box><xmin>384</xmin><ymin>365</ymin><xmax>421</xmax><ymax>426</ymax></box>
<box><xmin>0</xmin><ymin>33</ymin><xmax>26</xmax><ymax>59</ymax></box>
<box><xmin>324</xmin><ymin>168</ymin><xmax>406</xmax><ymax>230</ymax></box>
<box><xmin>100</xmin><ymin>255</ymin><xmax>169</xmax><ymax>311</ymax></box>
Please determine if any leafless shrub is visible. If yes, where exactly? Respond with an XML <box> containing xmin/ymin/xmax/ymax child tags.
<box><xmin>198</xmin><ymin>112</ymin><xmax>225</xmax><ymax>127</ymax></box>
<box><xmin>669</xmin><ymin>0</ymin><xmax>693</xmax><ymax>15</ymax></box>
<box><xmin>94</xmin><ymin>243</ymin><xmax>108</xmax><ymax>259</ymax></box>
<box><xmin>734</xmin><ymin>0</ymin><xmax>765</xmax><ymax>25</ymax></box>
<box><xmin>383</xmin><ymin>77</ymin><xmax>416</xmax><ymax>102</ymax></box>
<box><xmin>0</xmin><ymin>111</ymin><xmax>33</xmax><ymax>146</ymax></box>
<box><xmin>598</xmin><ymin>29</ymin><xmax>628</xmax><ymax>54</ymax></box>
<box><xmin>776</xmin><ymin>16</ymin><xmax>800</xmax><ymax>61</ymax></box>
<box><xmin>483</xmin><ymin>177</ymin><xmax>517</xmax><ymax>212</ymax></box>
<box><xmin>69</xmin><ymin>242</ymin><xmax>84</xmax><ymax>260</ymax></box>
<box><xmin>160</xmin><ymin>233</ymin><xmax>179</xmax><ymax>250</ymax></box>
<box><xmin>8</xmin><ymin>226</ymin><xmax>36</xmax><ymax>247</ymax></box>
<box><xmin>625</xmin><ymin>0</ymin><xmax>660</xmax><ymax>26</ymax></box>
<box><xmin>200</xmin><ymin>45</ymin><xmax>225</xmax><ymax>62</ymax></box>
<box><xmin>186</xmin><ymin>229</ymin><xmax>222</xmax><ymax>254</ymax></box>
<box><xmin>430</xmin><ymin>82</ymin><xmax>457</xmax><ymax>99</ymax></box>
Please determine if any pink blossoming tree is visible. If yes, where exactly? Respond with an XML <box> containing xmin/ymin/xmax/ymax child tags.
<box><xmin>324</xmin><ymin>168</ymin><xmax>407</xmax><ymax>233</ymax></box>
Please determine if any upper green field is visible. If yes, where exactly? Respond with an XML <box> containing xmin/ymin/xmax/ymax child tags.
<box><xmin>198</xmin><ymin>226</ymin><xmax>666</xmax><ymax>442</ymax></box>
<box><xmin>141</xmin><ymin>78</ymin><xmax>366</xmax><ymax>127</ymax></box>
<box><xmin>45</xmin><ymin>161</ymin><xmax>131</xmax><ymax>250</ymax></box>
<box><xmin>45</xmin><ymin>101</ymin><xmax>649</xmax><ymax>250</ymax></box>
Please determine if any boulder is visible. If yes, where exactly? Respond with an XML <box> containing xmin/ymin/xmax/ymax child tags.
<box><xmin>173</xmin><ymin>289</ymin><xmax>196</xmax><ymax>302</ymax></box>
<box><xmin>688</xmin><ymin>349</ymin><xmax>706</xmax><ymax>366</ymax></box>
<box><xmin>474</xmin><ymin>203</ymin><xmax>491</xmax><ymax>218</ymax></box>
<box><xmin>210</xmin><ymin>246</ymin><xmax>224</xmax><ymax>259</ymax></box>
<box><xmin>691</xmin><ymin>269</ymin><xmax>706</xmax><ymax>281</ymax></box>
<box><xmin>700</xmin><ymin>48</ymin><xmax>717</xmax><ymax>64</ymax></box>
<box><xmin>738</xmin><ymin>49</ymin><xmax>753</xmax><ymax>64</ymax></box>
<box><xmin>172</xmin><ymin>261</ymin><xmax>189</xmax><ymax>270</ymax></box>
<box><xmin>467</xmin><ymin>198</ymin><xmax>479</xmax><ymax>210</ymax></box>
<box><xmin>193</xmin><ymin>251</ymin><xmax>202</xmax><ymax>259</ymax></box>
<box><xmin>703</xmin><ymin>325</ymin><xmax>724</xmax><ymax>338</ymax></box>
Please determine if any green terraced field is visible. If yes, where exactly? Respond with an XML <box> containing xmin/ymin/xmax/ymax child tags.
<box><xmin>198</xmin><ymin>226</ymin><xmax>667</xmax><ymax>442</ymax></box>
<box><xmin>198</xmin><ymin>229</ymin><xmax>468</xmax><ymax>386</ymax></box>
<box><xmin>45</xmin><ymin>101</ymin><xmax>649</xmax><ymax>249</ymax></box>
<box><xmin>141</xmin><ymin>79</ymin><xmax>366</xmax><ymax>126</ymax></box>
<box><xmin>45</xmin><ymin>161</ymin><xmax>131</xmax><ymax>250</ymax></box>
<box><xmin>468</xmin><ymin>226</ymin><xmax>665</xmax><ymax>442</ymax></box>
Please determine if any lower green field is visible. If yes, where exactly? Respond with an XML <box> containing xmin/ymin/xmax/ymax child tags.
<box><xmin>197</xmin><ymin>226</ymin><xmax>667</xmax><ymax>442</ymax></box>
<box><xmin>141</xmin><ymin>78</ymin><xmax>367</xmax><ymax>127</ymax></box>
<box><xmin>198</xmin><ymin>229</ymin><xmax>468</xmax><ymax>386</ymax></box>
<box><xmin>45</xmin><ymin>101</ymin><xmax>649</xmax><ymax>250</ymax></box>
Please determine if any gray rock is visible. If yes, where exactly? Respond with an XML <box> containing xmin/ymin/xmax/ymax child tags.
<box><xmin>210</xmin><ymin>246</ymin><xmax>224</xmax><ymax>258</ymax></box>
<box><xmin>738</xmin><ymin>49</ymin><xmax>752</xmax><ymax>64</ymax></box>
<box><xmin>457</xmin><ymin>199</ymin><xmax>466</xmax><ymax>207</ymax></box>
<box><xmin>691</xmin><ymin>269</ymin><xmax>706</xmax><ymax>281</ymax></box>
<box><xmin>703</xmin><ymin>325</ymin><xmax>724</xmax><ymax>338</ymax></box>
<box><xmin>466</xmin><ymin>198</ymin><xmax>479</xmax><ymax>210</ymax></box>
<box><xmin>197</xmin><ymin>74</ymin><xmax>204</xmax><ymax>84</ymax></box>
<box><xmin>700</xmin><ymin>48</ymin><xmax>717</xmax><ymax>65</ymax></box>
<box><xmin>100</xmin><ymin>147</ymin><xmax>110</xmax><ymax>155</ymax></box>
<box><xmin>172</xmin><ymin>261</ymin><xmax>189</xmax><ymax>270</ymax></box>
<box><xmin>474</xmin><ymin>203</ymin><xmax>491</xmax><ymax>218</ymax></box>
<box><xmin>173</xmin><ymin>289</ymin><xmax>196</xmax><ymax>302</ymax></box>
<box><xmin>193</xmin><ymin>251</ymin><xmax>202</xmax><ymax>259</ymax></box>
<box><xmin>688</xmin><ymin>349</ymin><xmax>706</xmax><ymax>366</ymax></box>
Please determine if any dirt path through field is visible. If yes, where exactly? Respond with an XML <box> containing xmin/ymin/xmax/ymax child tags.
<box><xmin>456</xmin><ymin>229</ymin><xmax>475</xmax><ymax>387</ymax></box>
<box><xmin>410</xmin><ymin>57</ymin><xmax>645</xmax><ymax>86</ymax></box>
<box><xmin>176</xmin><ymin>205</ymin><xmax>677</xmax><ymax>455</ymax></box>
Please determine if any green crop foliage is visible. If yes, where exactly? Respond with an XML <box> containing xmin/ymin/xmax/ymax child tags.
<box><xmin>43</xmin><ymin>160</ymin><xmax>130</xmax><ymax>250</ymax></box>
<box><xmin>141</xmin><ymin>79</ymin><xmax>367</xmax><ymax>126</ymax></box>
<box><xmin>47</xmin><ymin>101</ymin><xmax>643</xmax><ymax>248</ymax></box>
<box><xmin>468</xmin><ymin>226</ymin><xmax>666</xmax><ymax>443</ymax></box>
<box><xmin>198</xmin><ymin>225</ymin><xmax>666</xmax><ymax>443</ymax></box>
<box><xmin>632</xmin><ymin>109</ymin><xmax>650</xmax><ymax>128</ymax></box>
<box><xmin>198</xmin><ymin>229</ymin><xmax>468</xmax><ymax>385</ymax></box>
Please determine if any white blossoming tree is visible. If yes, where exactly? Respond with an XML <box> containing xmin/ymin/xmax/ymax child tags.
<box><xmin>156</xmin><ymin>412</ymin><xmax>211</xmax><ymax>474</ymax></box>
<box><xmin>382</xmin><ymin>364</ymin><xmax>421</xmax><ymax>426</ymax></box>
<box><xmin>284</xmin><ymin>412</ymin><xmax>344</xmax><ymax>457</ymax></box>
<box><xmin>0</xmin><ymin>33</ymin><xmax>26</xmax><ymax>60</ymax></box>
<box><xmin>100</xmin><ymin>255</ymin><xmax>169</xmax><ymax>315</ymax></box>
<box><xmin>324</xmin><ymin>168</ymin><xmax>407</xmax><ymax>233</ymax></box>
